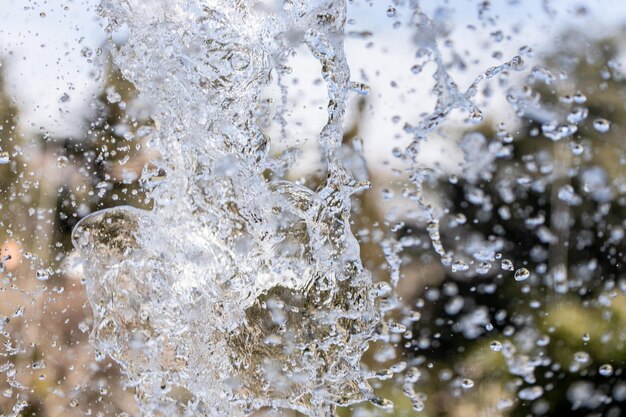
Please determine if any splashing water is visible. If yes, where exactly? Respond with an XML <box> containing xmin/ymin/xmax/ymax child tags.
<box><xmin>66</xmin><ymin>0</ymin><xmax>626</xmax><ymax>416</ymax></box>
<box><xmin>72</xmin><ymin>1</ymin><xmax>382</xmax><ymax>416</ymax></box>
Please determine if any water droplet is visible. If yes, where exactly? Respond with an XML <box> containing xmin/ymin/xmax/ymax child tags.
<box><xmin>408</xmin><ymin>311</ymin><xmax>421</xmax><ymax>322</ymax></box>
<box><xmin>94</xmin><ymin>350</ymin><xmax>105</xmax><ymax>362</ymax></box>
<box><xmin>531</xmin><ymin>66</ymin><xmax>556</xmax><ymax>84</ymax></box>
<box><xmin>490</xmin><ymin>341</ymin><xmax>503</xmax><ymax>352</ymax></box>
<box><xmin>558</xmin><ymin>184</ymin><xmax>581</xmax><ymax>205</ymax></box>
<box><xmin>370</xmin><ymin>396</ymin><xmax>394</xmax><ymax>409</ymax></box>
<box><xmin>567</xmin><ymin>106</ymin><xmax>588</xmax><ymax>123</ymax></box>
<box><xmin>106</xmin><ymin>87</ymin><xmax>122</xmax><ymax>104</ymax></box>
<box><xmin>461</xmin><ymin>378</ymin><xmax>474</xmax><ymax>389</ymax></box>
<box><xmin>452</xmin><ymin>260</ymin><xmax>469</xmax><ymax>272</ymax></box>
<box><xmin>574</xmin><ymin>351</ymin><xmax>590</xmax><ymax>363</ymax></box>
<box><xmin>78</xmin><ymin>321</ymin><xmax>90</xmax><ymax>333</ymax></box>
<box><xmin>476</xmin><ymin>262</ymin><xmax>492</xmax><ymax>275</ymax></box>
<box><xmin>468</xmin><ymin>110</ymin><xmax>483</xmax><ymax>124</ymax></box>
<box><xmin>0</xmin><ymin>152</ymin><xmax>10</xmax><ymax>164</ymax></box>
<box><xmin>411</xmin><ymin>400</ymin><xmax>425</xmax><ymax>411</ymax></box>
<box><xmin>388</xmin><ymin>322</ymin><xmax>407</xmax><ymax>334</ymax></box>
<box><xmin>350</xmin><ymin>81</ymin><xmax>370</xmax><ymax>95</ymax></box>
<box><xmin>570</xmin><ymin>142</ymin><xmax>584</xmax><ymax>155</ymax></box>
<box><xmin>599</xmin><ymin>364</ymin><xmax>614</xmax><ymax>376</ymax></box>
<box><xmin>497</xmin><ymin>399</ymin><xmax>514</xmax><ymax>410</ymax></box>
<box><xmin>56</xmin><ymin>156</ymin><xmax>69</xmax><ymax>167</ymax></box>
<box><xmin>573</xmin><ymin>92</ymin><xmax>587</xmax><ymax>103</ymax></box>
<box><xmin>501</xmin><ymin>259</ymin><xmax>514</xmax><ymax>271</ymax></box>
<box><xmin>514</xmin><ymin>267</ymin><xmax>530</xmax><ymax>281</ymax></box>
<box><xmin>36</xmin><ymin>269</ymin><xmax>49</xmax><ymax>281</ymax></box>
<box><xmin>518</xmin><ymin>386</ymin><xmax>544</xmax><ymax>401</ymax></box>
<box><xmin>536</xmin><ymin>335</ymin><xmax>550</xmax><ymax>346</ymax></box>
<box><xmin>81</xmin><ymin>46</ymin><xmax>93</xmax><ymax>58</ymax></box>
<box><xmin>374</xmin><ymin>369</ymin><xmax>394</xmax><ymax>380</ymax></box>
<box><xmin>12</xmin><ymin>307</ymin><xmax>24</xmax><ymax>318</ymax></box>
<box><xmin>411</xmin><ymin>64</ymin><xmax>423</xmax><ymax>74</ymax></box>
<box><xmin>405</xmin><ymin>367</ymin><xmax>421</xmax><ymax>383</ymax></box>
<box><xmin>386</xmin><ymin>6</ymin><xmax>397</xmax><ymax>17</ymax></box>
<box><xmin>593</xmin><ymin>118</ymin><xmax>610</xmax><ymax>133</ymax></box>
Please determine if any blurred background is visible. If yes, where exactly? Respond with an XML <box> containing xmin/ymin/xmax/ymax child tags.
<box><xmin>0</xmin><ymin>1</ymin><xmax>625</xmax><ymax>416</ymax></box>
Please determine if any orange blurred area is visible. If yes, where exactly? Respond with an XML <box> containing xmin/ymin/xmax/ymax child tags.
<box><xmin>1</xmin><ymin>240</ymin><xmax>22</xmax><ymax>270</ymax></box>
